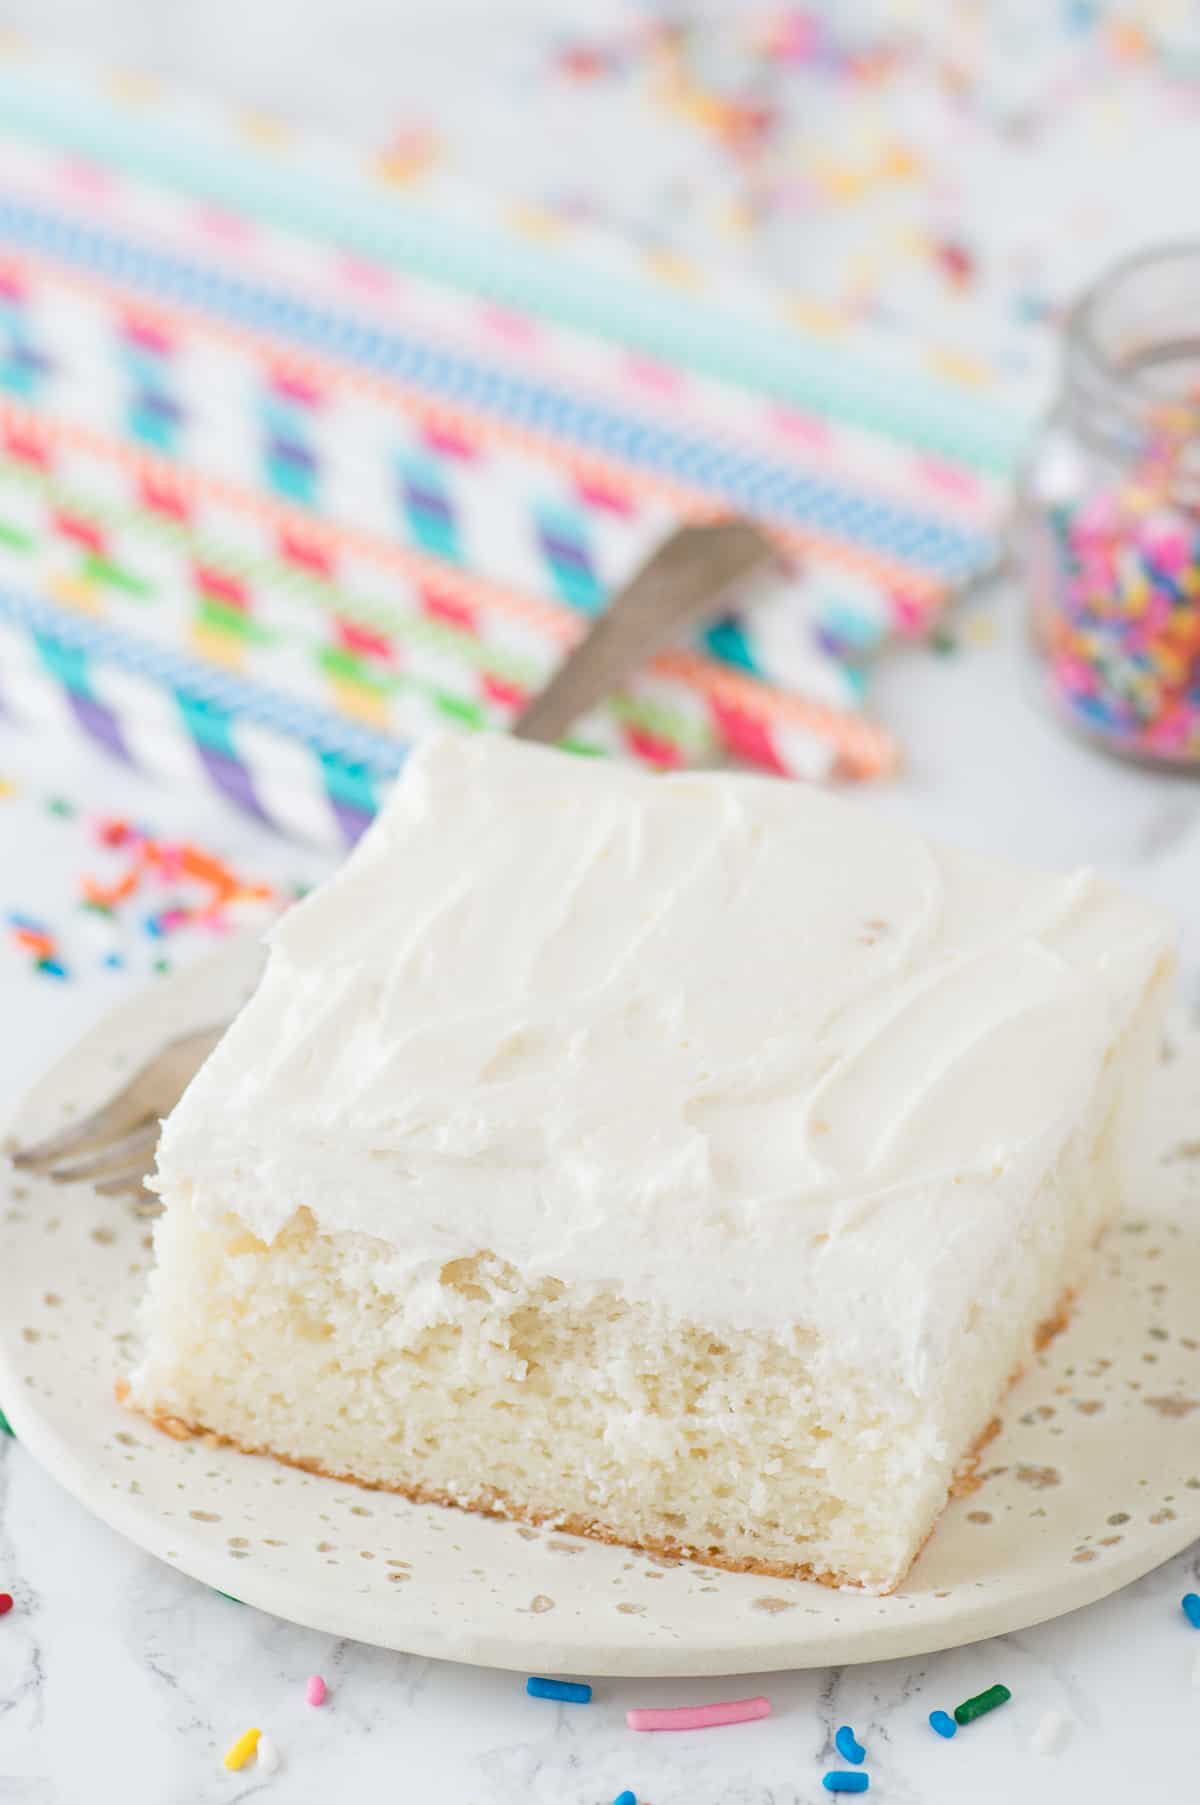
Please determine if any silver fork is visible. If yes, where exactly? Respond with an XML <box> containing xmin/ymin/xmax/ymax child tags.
<box><xmin>8</xmin><ymin>519</ymin><xmax>778</xmax><ymax>1203</ymax></box>
<box><xmin>10</xmin><ymin>1024</ymin><xmax>227</xmax><ymax>1209</ymax></box>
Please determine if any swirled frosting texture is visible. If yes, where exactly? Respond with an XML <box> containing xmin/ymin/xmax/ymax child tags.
<box><xmin>156</xmin><ymin>732</ymin><xmax>1172</xmax><ymax>1390</ymax></box>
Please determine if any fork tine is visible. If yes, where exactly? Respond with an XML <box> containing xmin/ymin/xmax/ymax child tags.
<box><xmin>95</xmin><ymin>1169</ymin><xmax>162</xmax><ymax>1214</ymax></box>
<box><xmin>11</xmin><ymin>1100</ymin><xmax>154</xmax><ymax>1173</ymax></box>
<box><xmin>48</xmin><ymin>1121</ymin><xmax>160</xmax><ymax>1184</ymax></box>
<box><xmin>11</xmin><ymin>1023</ymin><xmax>225</xmax><ymax>1172</ymax></box>
<box><xmin>94</xmin><ymin>1171</ymin><xmax>155</xmax><ymax>1199</ymax></box>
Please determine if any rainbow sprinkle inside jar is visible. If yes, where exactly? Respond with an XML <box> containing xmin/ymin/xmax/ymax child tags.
<box><xmin>1023</xmin><ymin>245</ymin><xmax>1200</xmax><ymax>766</ymax></box>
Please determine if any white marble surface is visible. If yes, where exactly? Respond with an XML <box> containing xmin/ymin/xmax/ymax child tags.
<box><xmin>0</xmin><ymin>3</ymin><xmax>1199</xmax><ymax>1798</ymax></box>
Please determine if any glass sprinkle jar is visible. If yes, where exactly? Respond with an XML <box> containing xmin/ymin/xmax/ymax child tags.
<box><xmin>1020</xmin><ymin>244</ymin><xmax>1200</xmax><ymax>767</ymax></box>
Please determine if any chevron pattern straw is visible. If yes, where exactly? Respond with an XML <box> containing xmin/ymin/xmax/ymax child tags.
<box><xmin>0</xmin><ymin>48</ymin><xmax>1018</xmax><ymax>835</ymax></box>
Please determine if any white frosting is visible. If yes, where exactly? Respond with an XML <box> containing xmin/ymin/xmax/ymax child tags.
<box><xmin>156</xmin><ymin>732</ymin><xmax>1172</xmax><ymax>1391</ymax></box>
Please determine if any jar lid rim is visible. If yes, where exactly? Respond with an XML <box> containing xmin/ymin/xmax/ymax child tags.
<box><xmin>1069</xmin><ymin>240</ymin><xmax>1200</xmax><ymax>432</ymax></box>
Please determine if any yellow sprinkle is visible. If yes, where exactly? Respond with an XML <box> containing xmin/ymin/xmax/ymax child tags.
<box><xmin>107</xmin><ymin>69</ymin><xmax>160</xmax><ymax>105</ymax></box>
<box><xmin>881</xmin><ymin>141</ymin><xmax>921</xmax><ymax>182</ymax></box>
<box><xmin>814</xmin><ymin>162</ymin><xmax>869</xmax><ymax>204</ymax></box>
<box><xmin>240</xmin><ymin>111</ymin><xmax>290</xmax><ymax>148</ymax></box>
<box><xmin>785</xmin><ymin>299</ymin><xmax>847</xmax><ymax>337</ymax></box>
<box><xmin>644</xmin><ymin>248</ymin><xmax>698</xmax><ymax>288</ymax></box>
<box><xmin>376</xmin><ymin>152</ymin><xmax>427</xmax><ymax>187</ymax></box>
<box><xmin>507</xmin><ymin>203</ymin><xmax>564</xmax><ymax>243</ymax></box>
<box><xmin>223</xmin><ymin>1729</ymin><xmax>261</xmax><ymax>1772</ymax></box>
<box><xmin>929</xmin><ymin>347</ymin><xmax>992</xmax><ymax>389</ymax></box>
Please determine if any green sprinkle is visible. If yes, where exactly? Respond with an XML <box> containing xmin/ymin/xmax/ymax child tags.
<box><xmin>45</xmin><ymin>796</ymin><xmax>74</xmax><ymax>817</ymax></box>
<box><xmin>954</xmin><ymin>1684</ymin><xmax>1011</xmax><ymax>1726</ymax></box>
<box><xmin>930</xmin><ymin>630</ymin><xmax>958</xmax><ymax>657</ymax></box>
<box><xmin>0</xmin><ymin>1406</ymin><xmax>13</xmax><ymax>1436</ymax></box>
<box><xmin>152</xmin><ymin>957</ymin><xmax>171</xmax><ymax>975</ymax></box>
<box><xmin>559</xmin><ymin>737</ymin><xmax>606</xmax><ymax>758</ymax></box>
<box><xmin>0</xmin><ymin>518</ymin><xmax>34</xmax><ymax>550</ymax></box>
<box><xmin>215</xmin><ymin>1589</ymin><xmax>244</xmax><ymax>1605</ymax></box>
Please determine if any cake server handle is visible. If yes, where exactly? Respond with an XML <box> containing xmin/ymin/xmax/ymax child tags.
<box><xmin>511</xmin><ymin>519</ymin><xmax>779</xmax><ymax>747</ymax></box>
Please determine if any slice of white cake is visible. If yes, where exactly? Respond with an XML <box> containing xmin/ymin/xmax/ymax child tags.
<box><xmin>128</xmin><ymin>732</ymin><xmax>1173</xmax><ymax>1592</ymax></box>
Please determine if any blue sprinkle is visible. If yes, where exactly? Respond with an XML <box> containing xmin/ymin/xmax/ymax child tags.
<box><xmin>613</xmin><ymin>1793</ymin><xmax>637</xmax><ymax>1805</ymax></box>
<box><xmin>1183</xmin><ymin>1593</ymin><xmax>1200</xmax><ymax>1629</ymax></box>
<box><xmin>526</xmin><ymin>1676</ymin><xmax>592</xmax><ymax>1704</ymax></box>
<box><xmin>834</xmin><ymin>1726</ymin><xmax>865</xmax><ymax>1765</ymax></box>
<box><xmin>823</xmin><ymin>1775</ymin><xmax>868</xmax><ymax>1795</ymax></box>
<box><xmin>929</xmin><ymin>1710</ymin><xmax>958</xmax><ymax>1739</ymax></box>
<box><xmin>35</xmin><ymin>957</ymin><xmax>67</xmax><ymax>979</ymax></box>
<box><xmin>102</xmin><ymin>952</ymin><xmax>125</xmax><ymax>970</ymax></box>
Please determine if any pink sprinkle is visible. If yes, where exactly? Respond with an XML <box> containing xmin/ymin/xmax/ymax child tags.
<box><xmin>1074</xmin><ymin>493</ymin><xmax>1121</xmax><ymax>540</ymax></box>
<box><xmin>306</xmin><ymin>1675</ymin><xmax>327</xmax><ymax>1707</ymax></box>
<box><xmin>1139</xmin><ymin>515</ymin><xmax>1191</xmax><ymax>574</ymax></box>
<box><xmin>891</xmin><ymin>589</ymin><xmax>931</xmax><ymax>636</ymax></box>
<box><xmin>626</xmin><ymin>1696</ymin><xmax>770</xmax><ymax>1732</ymax></box>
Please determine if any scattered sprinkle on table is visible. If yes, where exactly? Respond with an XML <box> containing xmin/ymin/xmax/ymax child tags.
<box><xmin>834</xmin><ymin>1726</ymin><xmax>865</xmax><ymax>1765</ymax></box>
<box><xmin>1031</xmin><ymin>1710</ymin><xmax>1071</xmax><ymax>1756</ymax></box>
<box><xmin>0</xmin><ymin>1593</ymin><xmax>13</xmax><ymax>1616</ymax></box>
<box><xmin>626</xmin><ymin>1696</ymin><xmax>770</xmax><ymax>1732</ymax></box>
<box><xmin>306</xmin><ymin>1674</ymin><xmax>327</xmax><ymax>1706</ymax></box>
<box><xmin>612</xmin><ymin>1792</ymin><xmax>637</xmax><ymax>1805</ymax></box>
<box><xmin>0</xmin><ymin>1407</ymin><xmax>12</xmax><ymax>1436</ymax></box>
<box><xmin>954</xmin><ymin>1683</ymin><xmax>1011</xmax><ymax>1726</ymax></box>
<box><xmin>256</xmin><ymin>1734</ymin><xmax>280</xmax><ymax>1773</ymax></box>
<box><xmin>1182</xmin><ymin>1592</ymin><xmax>1200</xmax><ymax>1628</ymax></box>
<box><xmin>928</xmin><ymin>1710</ymin><xmax>957</xmax><ymax>1738</ymax></box>
<box><xmin>823</xmin><ymin>1774</ymin><xmax>869</xmax><ymax>1795</ymax></box>
<box><xmin>223</xmin><ymin>1728</ymin><xmax>261</xmax><ymax>1771</ymax></box>
<box><xmin>526</xmin><ymin>1676</ymin><xmax>592</xmax><ymax>1704</ymax></box>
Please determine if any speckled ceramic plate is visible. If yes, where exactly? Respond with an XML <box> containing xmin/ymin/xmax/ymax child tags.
<box><xmin>2</xmin><ymin>937</ymin><xmax>1199</xmax><ymax>1677</ymax></box>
